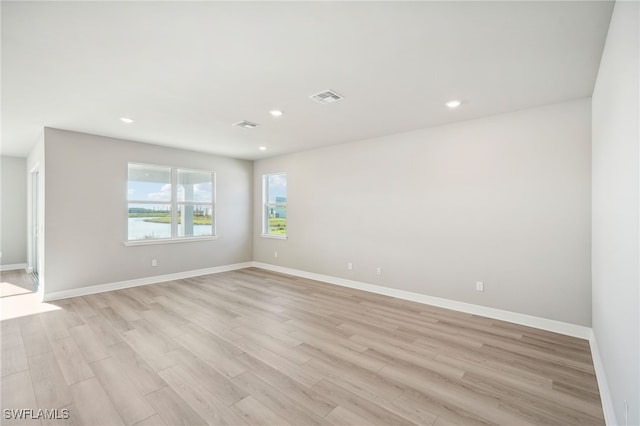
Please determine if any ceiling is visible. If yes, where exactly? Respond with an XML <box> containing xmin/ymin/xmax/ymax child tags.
<box><xmin>1</xmin><ymin>1</ymin><xmax>613</xmax><ymax>160</ymax></box>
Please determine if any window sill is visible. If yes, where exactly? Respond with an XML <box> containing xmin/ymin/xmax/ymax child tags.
<box><xmin>260</xmin><ymin>234</ymin><xmax>287</xmax><ymax>240</ymax></box>
<box><xmin>124</xmin><ymin>236</ymin><xmax>219</xmax><ymax>246</ymax></box>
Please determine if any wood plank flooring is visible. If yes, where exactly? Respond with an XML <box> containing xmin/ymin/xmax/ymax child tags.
<box><xmin>1</xmin><ymin>268</ymin><xmax>604</xmax><ymax>425</ymax></box>
<box><xmin>1</xmin><ymin>270</ymin><xmax>36</xmax><ymax>297</ymax></box>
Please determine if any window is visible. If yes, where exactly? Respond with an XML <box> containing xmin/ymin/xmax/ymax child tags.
<box><xmin>127</xmin><ymin>163</ymin><xmax>215</xmax><ymax>242</ymax></box>
<box><xmin>262</xmin><ymin>173</ymin><xmax>287</xmax><ymax>238</ymax></box>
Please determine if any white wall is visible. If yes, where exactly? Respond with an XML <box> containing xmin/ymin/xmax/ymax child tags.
<box><xmin>592</xmin><ymin>1</ymin><xmax>640</xmax><ymax>425</ymax></box>
<box><xmin>0</xmin><ymin>156</ymin><xmax>27</xmax><ymax>268</ymax></box>
<box><xmin>254</xmin><ymin>99</ymin><xmax>592</xmax><ymax>326</ymax></box>
<box><xmin>42</xmin><ymin>128</ymin><xmax>253</xmax><ymax>295</ymax></box>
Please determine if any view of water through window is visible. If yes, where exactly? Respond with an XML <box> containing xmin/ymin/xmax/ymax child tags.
<box><xmin>127</xmin><ymin>164</ymin><xmax>214</xmax><ymax>240</ymax></box>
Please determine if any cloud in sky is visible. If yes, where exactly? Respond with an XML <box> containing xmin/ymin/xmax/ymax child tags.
<box><xmin>147</xmin><ymin>183</ymin><xmax>172</xmax><ymax>201</ymax></box>
<box><xmin>267</xmin><ymin>174</ymin><xmax>287</xmax><ymax>201</ymax></box>
<box><xmin>191</xmin><ymin>183</ymin><xmax>213</xmax><ymax>202</ymax></box>
<box><xmin>129</xmin><ymin>181</ymin><xmax>214</xmax><ymax>202</ymax></box>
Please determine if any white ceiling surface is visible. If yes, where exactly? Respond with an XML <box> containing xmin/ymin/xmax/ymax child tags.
<box><xmin>2</xmin><ymin>1</ymin><xmax>613</xmax><ymax>160</ymax></box>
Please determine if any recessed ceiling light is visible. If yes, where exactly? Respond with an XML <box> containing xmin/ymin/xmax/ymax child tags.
<box><xmin>445</xmin><ymin>100</ymin><xmax>462</xmax><ymax>109</ymax></box>
<box><xmin>269</xmin><ymin>110</ymin><xmax>283</xmax><ymax>117</ymax></box>
<box><xmin>259</xmin><ymin>146</ymin><xmax>267</xmax><ymax>151</ymax></box>
<box><xmin>120</xmin><ymin>117</ymin><xmax>134</xmax><ymax>124</ymax></box>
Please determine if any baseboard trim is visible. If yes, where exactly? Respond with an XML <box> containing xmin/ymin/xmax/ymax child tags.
<box><xmin>43</xmin><ymin>260</ymin><xmax>594</xmax><ymax>340</ymax></box>
<box><xmin>0</xmin><ymin>263</ymin><xmax>29</xmax><ymax>272</ymax></box>
<box><xmin>251</xmin><ymin>262</ymin><xmax>592</xmax><ymax>340</ymax></box>
<box><xmin>43</xmin><ymin>262</ymin><xmax>253</xmax><ymax>301</ymax></box>
<box><xmin>40</xmin><ymin>261</ymin><xmax>611</xmax><ymax>423</ymax></box>
<box><xmin>589</xmin><ymin>332</ymin><xmax>617</xmax><ymax>426</ymax></box>
<box><xmin>250</xmin><ymin>263</ymin><xmax>615</xmax><ymax>424</ymax></box>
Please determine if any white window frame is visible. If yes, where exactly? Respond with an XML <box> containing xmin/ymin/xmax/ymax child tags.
<box><xmin>125</xmin><ymin>163</ymin><xmax>217</xmax><ymax>246</ymax></box>
<box><xmin>261</xmin><ymin>172</ymin><xmax>287</xmax><ymax>239</ymax></box>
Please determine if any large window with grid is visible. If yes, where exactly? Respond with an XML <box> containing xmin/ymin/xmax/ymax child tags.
<box><xmin>127</xmin><ymin>163</ymin><xmax>215</xmax><ymax>242</ymax></box>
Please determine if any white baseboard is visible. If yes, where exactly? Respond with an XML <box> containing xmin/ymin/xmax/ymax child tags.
<box><xmin>39</xmin><ymin>259</ymin><xmax>591</xmax><ymax>339</ymax></box>
<box><xmin>43</xmin><ymin>262</ymin><xmax>253</xmax><ymax>301</ymax></box>
<box><xmin>0</xmin><ymin>263</ymin><xmax>29</xmax><ymax>272</ymax></box>
<box><xmin>39</xmin><ymin>260</ymin><xmax>613</xmax><ymax>424</ymax></box>
<box><xmin>251</xmin><ymin>262</ymin><xmax>592</xmax><ymax>340</ymax></box>
<box><xmin>589</xmin><ymin>332</ymin><xmax>618</xmax><ymax>426</ymax></box>
<box><xmin>42</xmin><ymin>259</ymin><xmax>594</xmax><ymax>341</ymax></box>
<box><xmin>253</xmin><ymin>263</ymin><xmax>617</xmax><ymax>424</ymax></box>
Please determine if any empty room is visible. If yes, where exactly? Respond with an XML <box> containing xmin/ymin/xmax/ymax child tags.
<box><xmin>1</xmin><ymin>1</ymin><xmax>638</xmax><ymax>425</ymax></box>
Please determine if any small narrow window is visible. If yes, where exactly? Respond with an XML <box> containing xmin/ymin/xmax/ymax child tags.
<box><xmin>262</xmin><ymin>173</ymin><xmax>287</xmax><ymax>238</ymax></box>
<box><xmin>127</xmin><ymin>163</ymin><xmax>215</xmax><ymax>242</ymax></box>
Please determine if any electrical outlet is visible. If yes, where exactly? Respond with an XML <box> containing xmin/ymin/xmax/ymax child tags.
<box><xmin>376</xmin><ymin>267</ymin><xmax>382</xmax><ymax>275</ymax></box>
<box><xmin>151</xmin><ymin>259</ymin><xmax>158</xmax><ymax>267</ymax></box>
<box><xmin>476</xmin><ymin>281</ymin><xmax>484</xmax><ymax>291</ymax></box>
<box><xmin>347</xmin><ymin>262</ymin><xmax>353</xmax><ymax>270</ymax></box>
<box><xmin>274</xmin><ymin>251</ymin><xmax>278</xmax><ymax>258</ymax></box>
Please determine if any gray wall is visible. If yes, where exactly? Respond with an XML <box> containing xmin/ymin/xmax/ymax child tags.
<box><xmin>43</xmin><ymin>128</ymin><xmax>253</xmax><ymax>294</ymax></box>
<box><xmin>592</xmin><ymin>1</ymin><xmax>639</xmax><ymax>424</ymax></box>
<box><xmin>0</xmin><ymin>156</ymin><xmax>27</xmax><ymax>267</ymax></box>
<box><xmin>254</xmin><ymin>99</ymin><xmax>592</xmax><ymax>326</ymax></box>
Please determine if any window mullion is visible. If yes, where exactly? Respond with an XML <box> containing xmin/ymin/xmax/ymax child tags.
<box><xmin>128</xmin><ymin>163</ymin><xmax>215</xmax><ymax>242</ymax></box>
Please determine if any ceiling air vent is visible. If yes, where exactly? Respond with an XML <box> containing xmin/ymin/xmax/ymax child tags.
<box><xmin>309</xmin><ymin>89</ymin><xmax>344</xmax><ymax>104</ymax></box>
<box><xmin>233</xmin><ymin>120</ymin><xmax>258</xmax><ymax>129</ymax></box>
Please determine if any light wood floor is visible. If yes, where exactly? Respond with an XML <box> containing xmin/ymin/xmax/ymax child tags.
<box><xmin>1</xmin><ymin>269</ymin><xmax>36</xmax><ymax>296</ymax></box>
<box><xmin>1</xmin><ymin>268</ymin><xmax>604</xmax><ymax>425</ymax></box>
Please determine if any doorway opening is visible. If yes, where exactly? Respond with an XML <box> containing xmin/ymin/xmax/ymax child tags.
<box><xmin>31</xmin><ymin>168</ymin><xmax>40</xmax><ymax>292</ymax></box>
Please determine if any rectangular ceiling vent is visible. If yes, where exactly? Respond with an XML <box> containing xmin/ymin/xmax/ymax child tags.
<box><xmin>233</xmin><ymin>120</ymin><xmax>258</xmax><ymax>129</ymax></box>
<box><xmin>309</xmin><ymin>89</ymin><xmax>344</xmax><ymax>104</ymax></box>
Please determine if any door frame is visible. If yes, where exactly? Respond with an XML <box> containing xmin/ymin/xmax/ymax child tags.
<box><xmin>28</xmin><ymin>163</ymin><xmax>43</xmax><ymax>297</ymax></box>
